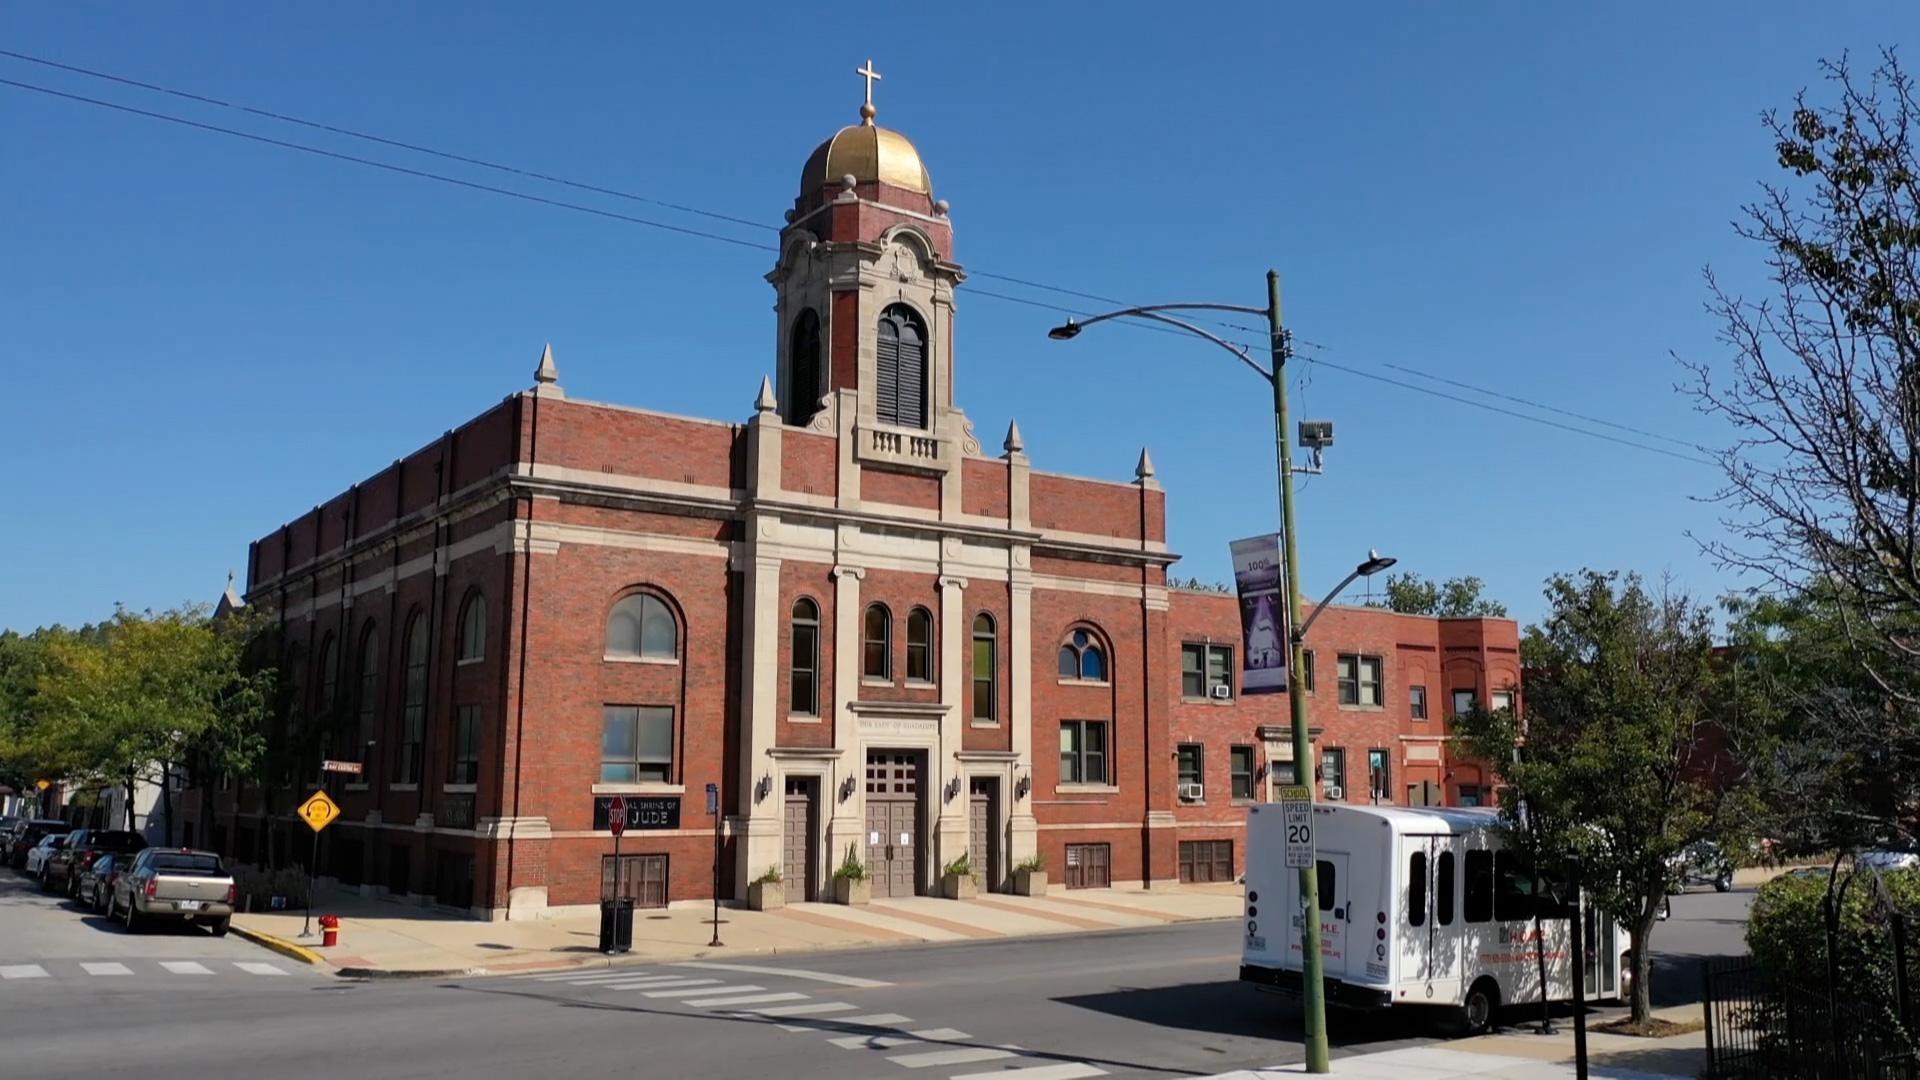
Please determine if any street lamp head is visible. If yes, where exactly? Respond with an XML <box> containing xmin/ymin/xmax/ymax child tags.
<box><xmin>1047</xmin><ymin>320</ymin><xmax>1081</xmax><ymax>341</ymax></box>
<box><xmin>1356</xmin><ymin>550</ymin><xmax>1397</xmax><ymax>577</ymax></box>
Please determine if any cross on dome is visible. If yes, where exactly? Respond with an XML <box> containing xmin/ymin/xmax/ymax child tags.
<box><xmin>856</xmin><ymin>59</ymin><xmax>882</xmax><ymax>124</ymax></box>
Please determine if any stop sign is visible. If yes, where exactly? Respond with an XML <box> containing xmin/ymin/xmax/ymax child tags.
<box><xmin>607</xmin><ymin>795</ymin><xmax>627</xmax><ymax>837</ymax></box>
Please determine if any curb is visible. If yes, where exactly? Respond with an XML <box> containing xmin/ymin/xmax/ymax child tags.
<box><xmin>336</xmin><ymin>965</ymin><xmax>483</xmax><ymax>980</ymax></box>
<box><xmin>230</xmin><ymin>924</ymin><xmax>327</xmax><ymax>966</ymax></box>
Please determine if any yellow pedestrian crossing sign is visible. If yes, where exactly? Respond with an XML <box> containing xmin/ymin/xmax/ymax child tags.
<box><xmin>297</xmin><ymin>790</ymin><xmax>341</xmax><ymax>833</ymax></box>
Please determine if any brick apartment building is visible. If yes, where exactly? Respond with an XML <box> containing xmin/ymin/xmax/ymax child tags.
<box><xmin>182</xmin><ymin>89</ymin><xmax>1519</xmax><ymax>919</ymax></box>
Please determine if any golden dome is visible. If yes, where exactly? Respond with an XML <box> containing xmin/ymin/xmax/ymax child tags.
<box><xmin>800</xmin><ymin>120</ymin><xmax>933</xmax><ymax>198</ymax></box>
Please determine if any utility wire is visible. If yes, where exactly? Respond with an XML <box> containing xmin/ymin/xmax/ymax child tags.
<box><xmin>0</xmin><ymin>57</ymin><xmax>1711</xmax><ymax>466</ymax></box>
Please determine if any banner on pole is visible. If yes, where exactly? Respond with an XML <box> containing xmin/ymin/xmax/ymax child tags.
<box><xmin>1230</xmin><ymin>533</ymin><xmax>1289</xmax><ymax>694</ymax></box>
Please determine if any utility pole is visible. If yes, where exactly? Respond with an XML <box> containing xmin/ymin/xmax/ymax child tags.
<box><xmin>1270</xmin><ymin>270</ymin><xmax>1330</xmax><ymax>1073</ymax></box>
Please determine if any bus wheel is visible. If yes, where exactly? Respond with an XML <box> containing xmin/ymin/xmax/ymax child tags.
<box><xmin>1458</xmin><ymin>978</ymin><xmax>1500</xmax><ymax>1036</ymax></box>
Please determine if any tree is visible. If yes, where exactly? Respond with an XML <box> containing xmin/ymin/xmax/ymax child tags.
<box><xmin>1453</xmin><ymin>570</ymin><xmax>1766</xmax><ymax>1024</ymax></box>
<box><xmin>1371</xmin><ymin>573</ymin><xmax>1509</xmax><ymax>618</ymax></box>
<box><xmin>31</xmin><ymin>607</ymin><xmax>274</xmax><ymax>842</ymax></box>
<box><xmin>1686</xmin><ymin>50</ymin><xmax>1920</xmax><ymax>711</ymax></box>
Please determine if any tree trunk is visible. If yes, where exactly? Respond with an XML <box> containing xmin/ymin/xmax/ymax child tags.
<box><xmin>124</xmin><ymin>776</ymin><xmax>136</xmax><ymax>831</ymax></box>
<box><xmin>158</xmin><ymin>762</ymin><xmax>174</xmax><ymax>848</ymax></box>
<box><xmin>1630</xmin><ymin>915</ymin><xmax>1656</xmax><ymax>1024</ymax></box>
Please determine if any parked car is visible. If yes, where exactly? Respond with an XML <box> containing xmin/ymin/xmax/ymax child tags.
<box><xmin>44</xmin><ymin>829</ymin><xmax>147</xmax><ymax>897</ymax></box>
<box><xmin>77</xmin><ymin>853</ymin><xmax>124</xmax><ymax>913</ymax></box>
<box><xmin>1857</xmin><ymin>848</ymin><xmax>1920</xmax><ymax>871</ymax></box>
<box><xmin>1668</xmin><ymin>840</ymin><xmax>1735</xmax><ymax>893</ymax></box>
<box><xmin>23</xmin><ymin>834</ymin><xmax>69</xmax><ymax>879</ymax></box>
<box><xmin>106</xmin><ymin>848</ymin><xmax>235</xmax><ymax>936</ymax></box>
<box><xmin>2</xmin><ymin>818</ymin><xmax>68</xmax><ymax>868</ymax></box>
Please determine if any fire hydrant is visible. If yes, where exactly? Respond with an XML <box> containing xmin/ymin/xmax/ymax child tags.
<box><xmin>318</xmin><ymin>914</ymin><xmax>340</xmax><ymax>948</ymax></box>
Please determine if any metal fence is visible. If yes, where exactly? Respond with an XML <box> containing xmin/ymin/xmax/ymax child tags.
<box><xmin>1704</xmin><ymin>956</ymin><xmax>1919</xmax><ymax>1079</ymax></box>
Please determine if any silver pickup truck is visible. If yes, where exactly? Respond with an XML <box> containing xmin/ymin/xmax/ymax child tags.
<box><xmin>106</xmin><ymin>848</ymin><xmax>236</xmax><ymax>936</ymax></box>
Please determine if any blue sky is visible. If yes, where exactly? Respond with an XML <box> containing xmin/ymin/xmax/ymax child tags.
<box><xmin>5</xmin><ymin>3</ymin><xmax>1915</xmax><ymax>632</ymax></box>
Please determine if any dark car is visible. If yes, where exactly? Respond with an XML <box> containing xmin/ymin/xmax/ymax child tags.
<box><xmin>45</xmin><ymin>829</ymin><xmax>147</xmax><ymax>897</ymax></box>
<box><xmin>77</xmin><ymin>852</ymin><xmax>125</xmax><ymax>912</ymax></box>
<box><xmin>5</xmin><ymin>819</ymin><xmax>72</xmax><ymax>871</ymax></box>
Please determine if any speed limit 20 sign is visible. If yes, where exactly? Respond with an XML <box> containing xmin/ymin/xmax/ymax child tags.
<box><xmin>1276</xmin><ymin>785</ymin><xmax>1314</xmax><ymax>869</ymax></box>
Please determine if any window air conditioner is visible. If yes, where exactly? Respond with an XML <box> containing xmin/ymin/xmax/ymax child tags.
<box><xmin>1178</xmin><ymin>782</ymin><xmax>1205</xmax><ymax>802</ymax></box>
<box><xmin>1323</xmin><ymin>785</ymin><xmax>1344</xmax><ymax>801</ymax></box>
<box><xmin>1210</xmin><ymin>685</ymin><xmax>1232</xmax><ymax>700</ymax></box>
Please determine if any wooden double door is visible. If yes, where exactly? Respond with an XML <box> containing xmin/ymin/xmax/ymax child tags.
<box><xmin>782</xmin><ymin>777</ymin><xmax>818</xmax><ymax>902</ymax></box>
<box><xmin>864</xmin><ymin>750</ymin><xmax>924</xmax><ymax>898</ymax></box>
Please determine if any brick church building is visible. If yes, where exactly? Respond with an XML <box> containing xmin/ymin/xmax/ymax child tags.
<box><xmin>185</xmin><ymin>81</ymin><xmax>1519</xmax><ymax>919</ymax></box>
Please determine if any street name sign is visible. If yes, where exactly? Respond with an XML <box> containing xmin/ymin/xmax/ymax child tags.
<box><xmin>1277</xmin><ymin>784</ymin><xmax>1313</xmax><ymax>869</ymax></box>
<box><xmin>297</xmin><ymin>789</ymin><xmax>342</xmax><ymax>833</ymax></box>
<box><xmin>321</xmin><ymin>759</ymin><xmax>364</xmax><ymax>776</ymax></box>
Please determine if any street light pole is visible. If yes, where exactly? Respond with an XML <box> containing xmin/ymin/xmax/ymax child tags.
<box><xmin>1265</xmin><ymin>271</ymin><xmax>1330</xmax><ymax>1074</ymax></box>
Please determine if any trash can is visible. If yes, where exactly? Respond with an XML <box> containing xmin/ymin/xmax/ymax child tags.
<box><xmin>599</xmin><ymin>898</ymin><xmax>635</xmax><ymax>954</ymax></box>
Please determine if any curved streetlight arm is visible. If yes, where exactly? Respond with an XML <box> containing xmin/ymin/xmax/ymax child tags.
<box><xmin>1293</xmin><ymin>567</ymin><xmax>1367</xmax><ymax>645</ymax></box>
<box><xmin>1105</xmin><ymin>310</ymin><xmax>1274</xmax><ymax>381</ymax></box>
<box><xmin>1070</xmin><ymin>301</ymin><xmax>1269</xmax><ymax>327</ymax></box>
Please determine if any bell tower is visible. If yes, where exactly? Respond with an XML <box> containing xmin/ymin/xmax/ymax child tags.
<box><xmin>767</xmin><ymin>62</ymin><xmax>969</xmax><ymax>470</ymax></box>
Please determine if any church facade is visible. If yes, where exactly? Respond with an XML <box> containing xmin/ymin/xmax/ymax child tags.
<box><xmin>183</xmin><ymin>84</ymin><xmax>1518</xmax><ymax>919</ymax></box>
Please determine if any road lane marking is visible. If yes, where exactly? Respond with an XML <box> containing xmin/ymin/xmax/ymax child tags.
<box><xmin>235</xmin><ymin>962</ymin><xmax>288</xmax><ymax>976</ymax></box>
<box><xmin>0</xmin><ymin>965</ymin><xmax>48</xmax><ymax>979</ymax></box>
<box><xmin>686</xmin><ymin>990</ymin><xmax>809</xmax><ymax>1008</ymax></box>
<box><xmin>737</xmin><ymin>1001</ymin><xmax>856</xmax><ymax>1017</ymax></box>
<box><xmin>81</xmin><ymin>962</ymin><xmax>132</xmax><ymax>976</ymax></box>
<box><xmin>952</xmin><ymin>1065</ymin><xmax>1107</xmax><ymax>1080</ymax></box>
<box><xmin>641</xmin><ymin>982</ymin><xmax>754</xmax><ymax>998</ymax></box>
<box><xmin>887</xmin><ymin>1046</ymin><xmax>1017</xmax><ymax>1069</ymax></box>
<box><xmin>160</xmin><ymin>961</ymin><xmax>213</xmax><ymax>975</ymax></box>
<box><xmin>673</xmin><ymin>960</ymin><xmax>891</xmax><ymax>987</ymax></box>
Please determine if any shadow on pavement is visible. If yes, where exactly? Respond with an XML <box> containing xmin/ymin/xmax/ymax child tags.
<box><xmin>1056</xmin><ymin>979</ymin><xmax>1452</xmax><ymax>1048</ymax></box>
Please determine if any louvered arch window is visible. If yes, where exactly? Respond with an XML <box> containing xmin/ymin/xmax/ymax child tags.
<box><xmin>875</xmin><ymin>304</ymin><xmax>928</xmax><ymax>429</ymax></box>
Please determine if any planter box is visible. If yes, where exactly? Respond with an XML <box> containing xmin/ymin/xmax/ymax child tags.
<box><xmin>1013</xmin><ymin>869</ymin><xmax>1047</xmax><ymax>896</ymax></box>
<box><xmin>748</xmin><ymin>880</ymin><xmax>785</xmax><ymax>911</ymax></box>
<box><xmin>940</xmin><ymin>873</ymin><xmax>978</xmax><ymax>900</ymax></box>
<box><xmin>833</xmin><ymin>876</ymin><xmax>870</xmax><ymax>906</ymax></box>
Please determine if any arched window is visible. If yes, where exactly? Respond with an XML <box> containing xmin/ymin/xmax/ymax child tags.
<box><xmin>356</xmin><ymin>623</ymin><xmax>380</xmax><ymax>751</ymax></box>
<box><xmin>457</xmin><ymin>590</ymin><xmax>486</xmax><ymax>663</ymax></box>
<box><xmin>791</xmin><ymin>598</ymin><xmax>820</xmax><ymax>716</ymax></box>
<box><xmin>875</xmin><ymin>304</ymin><xmax>928</xmax><ymax>429</ymax></box>
<box><xmin>400</xmin><ymin>613</ymin><xmax>428</xmax><ymax>784</ymax></box>
<box><xmin>785</xmin><ymin>308</ymin><xmax>822</xmax><ymax>426</ymax></box>
<box><xmin>971</xmin><ymin>613</ymin><xmax>997</xmax><ymax>723</ymax></box>
<box><xmin>863</xmin><ymin>603</ymin><xmax>893</xmax><ymax>680</ymax></box>
<box><xmin>606</xmin><ymin>592</ymin><xmax>678</xmax><ymax>660</ymax></box>
<box><xmin>1058</xmin><ymin>628</ymin><xmax>1108</xmax><ymax>682</ymax></box>
<box><xmin>906</xmin><ymin>607</ymin><xmax>934</xmax><ymax>683</ymax></box>
<box><xmin>317</xmin><ymin>634</ymin><xmax>338</xmax><ymax>711</ymax></box>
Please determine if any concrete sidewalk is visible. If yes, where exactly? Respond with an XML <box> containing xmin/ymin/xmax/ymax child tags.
<box><xmin>231</xmin><ymin>881</ymin><xmax>1242</xmax><ymax>977</ymax></box>
<box><xmin>1222</xmin><ymin>1005</ymin><xmax>1706</xmax><ymax>1079</ymax></box>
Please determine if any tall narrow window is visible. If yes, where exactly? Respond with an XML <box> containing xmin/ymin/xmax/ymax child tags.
<box><xmin>400</xmin><ymin>613</ymin><xmax>428</xmax><ymax>784</ymax></box>
<box><xmin>971</xmin><ymin>614</ymin><xmax>997</xmax><ymax>722</ymax></box>
<box><xmin>790</xmin><ymin>598</ymin><xmax>820</xmax><ymax>715</ymax></box>
<box><xmin>606</xmin><ymin>592</ymin><xmax>677</xmax><ymax>660</ymax></box>
<box><xmin>1409</xmin><ymin>850</ymin><xmax>1428</xmax><ymax>927</ymax></box>
<box><xmin>785</xmin><ymin>308</ymin><xmax>822</xmax><ymax>426</ymax></box>
<box><xmin>457</xmin><ymin>590</ymin><xmax>486</xmax><ymax>663</ymax></box>
<box><xmin>1438</xmin><ymin>851</ymin><xmax>1457</xmax><ymax>925</ymax></box>
<box><xmin>863</xmin><ymin>604</ymin><xmax>892</xmax><ymax>680</ymax></box>
<box><xmin>1061</xmin><ymin>720</ymin><xmax>1108</xmax><ymax>784</ymax></box>
<box><xmin>356</xmin><ymin>624</ymin><xmax>380</xmax><ymax>754</ymax></box>
<box><xmin>1176</xmin><ymin>744</ymin><xmax>1204</xmax><ymax>791</ymax></box>
<box><xmin>1410</xmin><ymin>684</ymin><xmax>1429</xmax><ymax>720</ymax></box>
<box><xmin>317</xmin><ymin>634</ymin><xmax>338</xmax><ymax>713</ymax></box>
<box><xmin>1368</xmin><ymin>748</ymin><xmax>1391</xmax><ymax>802</ymax></box>
<box><xmin>906</xmin><ymin>607</ymin><xmax>934</xmax><ymax>683</ymax></box>
<box><xmin>1059</xmin><ymin>629</ymin><xmax>1107</xmax><ymax>682</ymax></box>
<box><xmin>875</xmin><ymin>304</ymin><xmax>928</xmax><ymax>429</ymax></box>
<box><xmin>450</xmin><ymin>705</ymin><xmax>481</xmax><ymax>784</ymax></box>
<box><xmin>1231</xmin><ymin>746</ymin><xmax>1256</xmax><ymax>800</ymax></box>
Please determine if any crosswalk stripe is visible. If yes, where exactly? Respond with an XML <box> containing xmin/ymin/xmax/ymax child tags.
<box><xmin>951</xmin><ymin>1065</ymin><xmax>1107</xmax><ymax>1080</ymax></box>
<box><xmin>81</xmin><ymin>962</ymin><xmax>132</xmax><ymax>976</ymax></box>
<box><xmin>598</xmin><ymin>975</ymin><xmax>701</xmax><ymax>988</ymax></box>
<box><xmin>829</xmin><ymin>1032</ymin><xmax>922</xmax><ymax>1050</ymax></box>
<box><xmin>160</xmin><ymin>961</ymin><xmax>213</xmax><ymax>975</ymax></box>
<box><xmin>777</xmin><ymin>1011</ymin><xmax>912</xmax><ymax>1033</ymax></box>
<box><xmin>888</xmin><ymin>1046</ymin><xmax>1018</xmax><ymax>1069</ymax></box>
<box><xmin>673</xmin><ymin>961</ymin><xmax>891</xmax><ymax>988</ymax></box>
<box><xmin>685</xmin><ymin>990</ymin><xmax>808</xmax><ymax>1008</ymax></box>
<box><xmin>556</xmin><ymin>972</ymin><xmax>649</xmax><ymax>984</ymax></box>
<box><xmin>907</xmin><ymin>1028</ymin><xmax>971</xmax><ymax>1041</ymax></box>
<box><xmin>234</xmin><ymin>962</ymin><xmax>288</xmax><ymax>976</ymax></box>
<box><xmin>736</xmin><ymin>1001</ymin><xmax>856</xmax><ymax>1018</ymax></box>
<box><xmin>0</xmin><ymin>965</ymin><xmax>49</xmax><ymax>980</ymax></box>
<box><xmin>642</xmin><ymin>982</ymin><xmax>757</xmax><ymax>999</ymax></box>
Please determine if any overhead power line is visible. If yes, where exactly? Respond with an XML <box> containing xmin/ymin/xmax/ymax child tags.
<box><xmin>0</xmin><ymin>52</ymin><xmax>1711</xmax><ymax>466</ymax></box>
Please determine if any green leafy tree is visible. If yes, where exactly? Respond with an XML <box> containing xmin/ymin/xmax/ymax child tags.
<box><xmin>1371</xmin><ymin>573</ymin><xmax>1509</xmax><ymax>618</ymax></box>
<box><xmin>1454</xmin><ymin>570</ymin><xmax>1767</xmax><ymax>1024</ymax></box>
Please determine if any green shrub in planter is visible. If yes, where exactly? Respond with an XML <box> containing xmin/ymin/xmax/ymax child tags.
<box><xmin>1747</xmin><ymin>866</ymin><xmax>1920</xmax><ymax>1038</ymax></box>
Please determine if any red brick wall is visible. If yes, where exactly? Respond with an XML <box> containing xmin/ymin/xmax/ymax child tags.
<box><xmin>861</xmin><ymin>466</ymin><xmax>939</xmax><ymax>512</ymax></box>
<box><xmin>962</xmin><ymin>459</ymin><xmax>1008</xmax><ymax>519</ymax></box>
<box><xmin>1028</xmin><ymin>474</ymin><xmax>1154</xmax><ymax>542</ymax></box>
<box><xmin>782</xmin><ymin>431</ymin><xmax>837</xmax><ymax>497</ymax></box>
<box><xmin>532</xmin><ymin>400</ymin><xmax>742</xmax><ymax>491</ymax></box>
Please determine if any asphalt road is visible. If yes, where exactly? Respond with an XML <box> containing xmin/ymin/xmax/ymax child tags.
<box><xmin>0</xmin><ymin>870</ymin><xmax>1752</xmax><ymax>1080</ymax></box>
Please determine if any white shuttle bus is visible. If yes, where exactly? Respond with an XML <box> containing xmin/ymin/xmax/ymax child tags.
<box><xmin>1239</xmin><ymin>802</ymin><xmax>1630</xmax><ymax>1032</ymax></box>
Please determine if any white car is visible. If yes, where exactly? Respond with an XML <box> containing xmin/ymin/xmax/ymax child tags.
<box><xmin>23</xmin><ymin>834</ymin><xmax>67</xmax><ymax>878</ymax></box>
<box><xmin>1857</xmin><ymin>849</ymin><xmax>1920</xmax><ymax>871</ymax></box>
